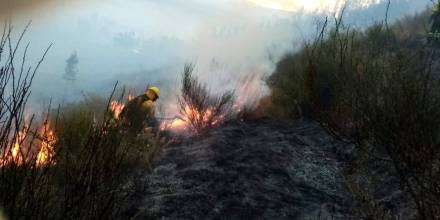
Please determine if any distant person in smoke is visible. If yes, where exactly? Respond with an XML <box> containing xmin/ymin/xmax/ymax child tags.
<box><xmin>430</xmin><ymin>1</ymin><xmax>440</xmax><ymax>43</ymax></box>
<box><xmin>120</xmin><ymin>86</ymin><xmax>160</xmax><ymax>134</ymax></box>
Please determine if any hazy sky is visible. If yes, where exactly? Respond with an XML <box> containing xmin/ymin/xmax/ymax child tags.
<box><xmin>0</xmin><ymin>0</ymin><xmax>431</xmax><ymax>110</ymax></box>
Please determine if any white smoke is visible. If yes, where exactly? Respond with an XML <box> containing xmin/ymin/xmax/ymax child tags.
<box><xmin>3</xmin><ymin>0</ymin><xmax>431</xmax><ymax>114</ymax></box>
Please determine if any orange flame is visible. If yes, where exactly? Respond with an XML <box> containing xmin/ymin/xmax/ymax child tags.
<box><xmin>0</xmin><ymin>126</ymin><xmax>28</xmax><ymax>166</ymax></box>
<box><xmin>0</xmin><ymin>122</ymin><xmax>57</xmax><ymax>167</ymax></box>
<box><xmin>36</xmin><ymin>123</ymin><xmax>57</xmax><ymax>167</ymax></box>
<box><xmin>161</xmin><ymin>117</ymin><xmax>186</xmax><ymax>131</ymax></box>
<box><xmin>109</xmin><ymin>95</ymin><xmax>135</xmax><ymax>120</ymax></box>
<box><xmin>160</xmin><ymin>105</ymin><xmax>225</xmax><ymax>132</ymax></box>
<box><xmin>110</xmin><ymin>101</ymin><xmax>125</xmax><ymax>119</ymax></box>
<box><xmin>12</xmin><ymin>128</ymin><xmax>27</xmax><ymax>165</ymax></box>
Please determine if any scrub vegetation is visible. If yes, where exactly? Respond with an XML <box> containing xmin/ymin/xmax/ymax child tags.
<box><xmin>268</xmin><ymin>8</ymin><xmax>440</xmax><ymax>219</ymax></box>
<box><xmin>178</xmin><ymin>64</ymin><xmax>235</xmax><ymax>134</ymax></box>
<box><xmin>1</xmin><ymin>3</ymin><xmax>439</xmax><ymax>220</ymax></box>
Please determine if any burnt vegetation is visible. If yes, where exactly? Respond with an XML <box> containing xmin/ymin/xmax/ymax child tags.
<box><xmin>268</xmin><ymin>8</ymin><xmax>440</xmax><ymax>219</ymax></box>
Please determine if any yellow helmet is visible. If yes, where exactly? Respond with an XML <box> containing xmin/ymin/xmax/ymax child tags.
<box><xmin>147</xmin><ymin>86</ymin><xmax>160</xmax><ymax>98</ymax></box>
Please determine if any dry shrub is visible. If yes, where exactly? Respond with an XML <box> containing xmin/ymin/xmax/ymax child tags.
<box><xmin>354</xmin><ymin>51</ymin><xmax>440</xmax><ymax>219</ymax></box>
<box><xmin>344</xmin><ymin>171</ymin><xmax>397</xmax><ymax>220</ymax></box>
<box><xmin>0</xmin><ymin>22</ymin><xmax>53</xmax><ymax>219</ymax></box>
<box><xmin>178</xmin><ymin>64</ymin><xmax>235</xmax><ymax>134</ymax></box>
<box><xmin>268</xmin><ymin>8</ymin><xmax>440</xmax><ymax>219</ymax></box>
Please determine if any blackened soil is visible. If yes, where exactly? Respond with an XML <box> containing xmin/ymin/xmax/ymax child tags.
<box><xmin>130</xmin><ymin>120</ymin><xmax>355</xmax><ymax>220</ymax></box>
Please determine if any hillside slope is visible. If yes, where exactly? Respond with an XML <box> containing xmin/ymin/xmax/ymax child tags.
<box><xmin>128</xmin><ymin>120</ymin><xmax>355</xmax><ymax>219</ymax></box>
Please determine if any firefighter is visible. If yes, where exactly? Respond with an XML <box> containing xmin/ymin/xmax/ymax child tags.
<box><xmin>120</xmin><ymin>86</ymin><xmax>160</xmax><ymax>134</ymax></box>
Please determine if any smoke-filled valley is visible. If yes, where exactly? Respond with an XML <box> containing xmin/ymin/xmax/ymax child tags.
<box><xmin>4</xmin><ymin>0</ymin><xmax>429</xmax><ymax>110</ymax></box>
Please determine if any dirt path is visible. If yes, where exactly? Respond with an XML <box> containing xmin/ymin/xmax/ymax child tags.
<box><xmin>130</xmin><ymin>120</ymin><xmax>354</xmax><ymax>219</ymax></box>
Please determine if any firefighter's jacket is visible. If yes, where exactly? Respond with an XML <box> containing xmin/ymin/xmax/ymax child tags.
<box><xmin>120</xmin><ymin>94</ymin><xmax>155</xmax><ymax>133</ymax></box>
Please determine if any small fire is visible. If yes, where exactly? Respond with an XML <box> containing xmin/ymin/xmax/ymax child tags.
<box><xmin>0</xmin><ymin>126</ymin><xmax>28</xmax><ymax>166</ymax></box>
<box><xmin>0</xmin><ymin>122</ymin><xmax>57</xmax><ymax>167</ymax></box>
<box><xmin>110</xmin><ymin>101</ymin><xmax>125</xmax><ymax>119</ymax></box>
<box><xmin>36</xmin><ymin>123</ymin><xmax>57</xmax><ymax>167</ymax></box>
<box><xmin>161</xmin><ymin>117</ymin><xmax>186</xmax><ymax>131</ymax></box>
<box><xmin>160</xmin><ymin>105</ymin><xmax>225</xmax><ymax>132</ymax></box>
<box><xmin>109</xmin><ymin>95</ymin><xmax>135</xmax><ymax>120</ymax></box>
<box><xmin>12</xmin><ymin>128</ymin><xmax>27</xmax><ymax>164</ymax></box>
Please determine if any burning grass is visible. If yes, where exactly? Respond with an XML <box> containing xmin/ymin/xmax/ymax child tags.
<box><xmin>0</xmin><ymin>24</ymin><xmax>167</xmax><ymax>219</ymax></box>
<box><xmin>109</xmin><ymin>93</ymin><xmax>135</xmax><ymax>120</ymax></box>
<box><xmin>0</xmin><ymin>91</ymin><xmax>167</xmax><ymax>219</ymax></box>
<box><xmin>0</xmin><ymin>120</ymin><xmax>57</xmax><ymax>167</ymax></box>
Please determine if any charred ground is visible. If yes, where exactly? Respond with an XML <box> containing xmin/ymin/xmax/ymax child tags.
<box><xmin>126</xmin><ymin>117</ymin><xmax>415</xmax><ymax>219</ymax></box>
<box><xmin>127</xmin><ymin>119</ymin><xmax>352</xmax><ymax>219</ymax></box>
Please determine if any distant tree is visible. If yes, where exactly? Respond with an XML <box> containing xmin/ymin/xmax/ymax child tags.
<box><xmin>113</xmin><ymin>32</ymin><xmax>137</xmax><ymax>48</ymax></box>
<box><xmin>63</xmin><ymin>51</ymin><xmax>79</xmax><ymax>82</ymax></box>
